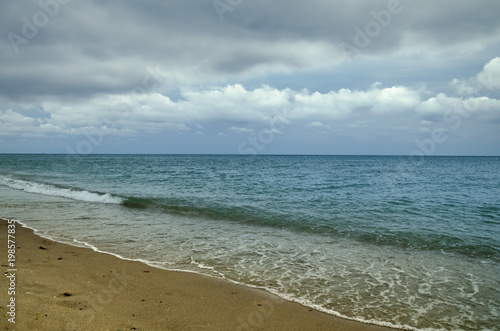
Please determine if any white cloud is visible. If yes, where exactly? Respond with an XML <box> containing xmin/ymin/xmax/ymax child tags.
<box><xmin>478</xmin><ymin>57</ymin><xmax>500</xmax><ymax>92</ymax></box>
<box><xmin>0</xmin><ymin>109</ymin><xmax>38</xmax><ymax>136</ymax></box>
<box><xmin>229</xmin><ymin>127</ymin><xmax>255</xmax><ymax>134</ymax></box>
<box><xmin>415</xmin><ymin>93</ymin><xmax>462</xmax><ymax>117</ymax></box>
<box><xmin>451</xmin><ymin>57</ymin><xmax>500</xmax><ymax>97</ymax></box>
<box><xmin>292</xmin><ymin>85</ymin><xmax>420</xmax><ymax>120</ymax></box>
<box><xmin>416</xmin><ymin>93</ymin><xmax>500</xmax><ymax>119</ymax></box>
<box><xmin>0</xmin><ymin>109</ymin><xmax>35</xmax><ymax>125</ymax></box>
<box><xmin>307</xmin><ymin>121</ymin><xmax>330</xmax><ymax>129</ymax></box>
<box><xmin>370</xmin><ymin>86</ymin><xmax>421</xmax><ymax>113</ymax></box>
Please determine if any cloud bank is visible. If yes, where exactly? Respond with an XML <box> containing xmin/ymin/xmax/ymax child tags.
<box><xmin>1</xmin><ymin>0</ymin><xmax>499</xmax><ymax>154</ymax></box>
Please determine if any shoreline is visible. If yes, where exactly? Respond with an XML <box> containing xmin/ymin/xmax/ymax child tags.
<box><xmin>1</xmin><ymin>218</ymin><xmax>399</xmax><ymax>330</ymax></box>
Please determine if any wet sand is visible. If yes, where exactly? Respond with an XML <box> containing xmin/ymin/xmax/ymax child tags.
<box><xmin>1</xmin><ymin>218</ymin><xmax>397</xmax><ymax>330</ymax></box>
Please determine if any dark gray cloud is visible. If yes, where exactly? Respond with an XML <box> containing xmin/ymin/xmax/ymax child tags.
<box><xmin>2</xmin><ymin>0</ymin><xmax>499</xmax><ymax>98</ymax></box>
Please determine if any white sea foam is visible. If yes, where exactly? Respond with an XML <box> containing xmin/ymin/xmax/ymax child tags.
<box><xmin>0</xmin><ymin>176</ymin><xmax>122</xmax><ymax>204</ymax></box>
<box><xmin>6</xmin><ymin>216</ymin><xmax>490</xmax><ymax>331</ymax></box>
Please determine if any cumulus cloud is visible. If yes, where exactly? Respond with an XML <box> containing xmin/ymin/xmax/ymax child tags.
<box><xmin>451</xmin><ymin>57</ymin><xmax>500</xmax><ymax>97</ymax></box>
<box><xmin>0</xmin><ymin>109</ymin><xmax>38</xmax><ymax>136</ymax></box>
<box><xmin>2</xmin><ymin>54</ymin><xmax>500</xmax><ymax>143</ymax></box>
<box><xmin>292</xmin><ymin>84</ymin><xmax>420</xmax><ymax>120</ymax></box>
<box><xmin>416</xmin><ymin>94</ymin><xmax>500</xmax><ymax>121</ymax></box>
<box><xmin>1</xmin><ymin>82</ymin><xmax>423</xmax><ymax>138</ymax></box>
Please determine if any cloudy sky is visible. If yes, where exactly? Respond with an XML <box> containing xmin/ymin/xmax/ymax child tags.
<box><xmin>1</xmin><ymin>0</ymin><xmax>499</xmax><ymax>155</ymax></box>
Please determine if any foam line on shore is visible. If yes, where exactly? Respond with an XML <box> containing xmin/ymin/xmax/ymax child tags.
<box><xmin>5</xmin><ymin>217</ymin><xmax>413</xmax><ymax>331</ymax></box>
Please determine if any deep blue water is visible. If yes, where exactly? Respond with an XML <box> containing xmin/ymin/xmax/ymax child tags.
<box><xmin>1</xmin><ymin>154</ymin><xmax>499</xmax><ymax>330</ymax></box>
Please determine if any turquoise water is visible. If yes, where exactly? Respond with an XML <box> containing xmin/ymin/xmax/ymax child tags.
<box><xmin>1</xmin><ymin>154</ymin><xmax>499</xmax><ymax>330</ymax></box>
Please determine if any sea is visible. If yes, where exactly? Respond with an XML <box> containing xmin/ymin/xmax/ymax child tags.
<box><xmin>0</xmin><ymin>154</ymin><xmax>499</xmax><ymax>330</ymax></box>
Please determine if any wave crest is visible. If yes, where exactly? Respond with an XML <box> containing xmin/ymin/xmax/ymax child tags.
<box><xmin>0</xmin><ymin>176</ymin><xmax>123</xmax><ymax>204</ymax></box>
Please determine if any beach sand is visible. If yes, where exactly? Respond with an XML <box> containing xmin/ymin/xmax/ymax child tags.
<box><xmin>1</xmin><ymin>219</ymin><xmax>397</xmax><ymax>330</ymax></box>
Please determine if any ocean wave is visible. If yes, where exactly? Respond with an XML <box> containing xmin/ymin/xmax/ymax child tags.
<box><xmin>120</xmin><ymin>196</ymin><xmax>500</xmax><ymax>262</ymax></box>
<box><xmin>0</xmin><ymin>175</ymin><xmax>123</xmax><ymax>204</ymax></box>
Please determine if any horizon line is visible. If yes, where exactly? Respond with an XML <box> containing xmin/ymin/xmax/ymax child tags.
<box><xmin>1</xmin><ymin>153</ymin><xmax>499</xmax><ymax>157</ymax></box>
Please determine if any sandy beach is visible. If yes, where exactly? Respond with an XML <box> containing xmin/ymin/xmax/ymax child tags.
<box><xmin>1</xmin><ymin>218</ymin><xmax>397</xmax><ymax>330</ymax></box>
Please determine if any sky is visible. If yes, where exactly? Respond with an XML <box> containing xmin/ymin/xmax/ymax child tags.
<box><xmin>0</xmin><ymin>0</ymin><xmax>499</xmax><ymax>155</ymax></box>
